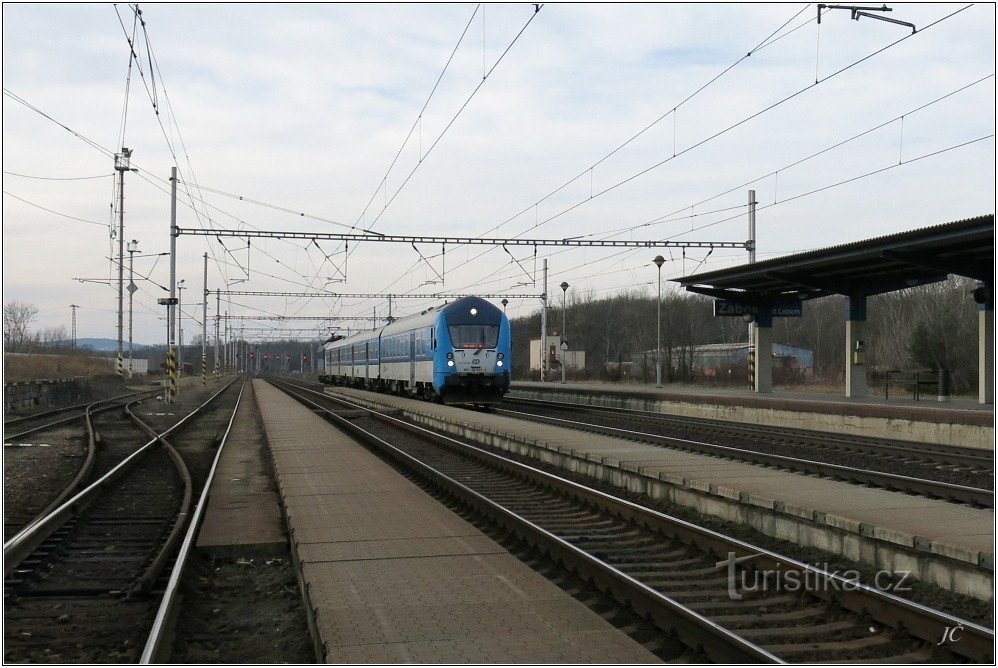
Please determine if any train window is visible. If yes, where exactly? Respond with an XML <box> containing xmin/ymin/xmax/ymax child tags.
<box><xmin>448</xmin><ymin>324</ymin><xmax>499</xmax><ymax>349</ymax></box>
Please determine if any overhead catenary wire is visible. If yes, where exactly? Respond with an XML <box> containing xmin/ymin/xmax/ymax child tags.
<box><xmin>339</xmin><ymin>130</ymin><xmax>993</xmax><ymax>321</ymax></box>
<box><xmin>3</xmin><ymin>170</ymin><xmax>114</xmax><ymax>181</ymax></box>
<box><xmin>369</xmin><ymin>2</ymin><xmax>978</xmax><ymax>305</ymax></box>
<box><xmin>358</xmin><ymin>4</ymin><xmax>871</xmax><ymax>305</ymax></box>
<box><xmin>352</xmin><ymin>4</ymin><xmax>482</xmax><ymax>232</ymax></box>
<box><xmin>3</xmin><ymin>190</ymin><xmax>111</xmax><ymax>228</ymax></box>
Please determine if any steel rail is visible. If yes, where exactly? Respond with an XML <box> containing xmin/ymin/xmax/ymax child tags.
<box><xmin>3</xmin><ymin>389</ymin><xmax>159</xmax><ymax>442</ymax></box>
<box><xmin>19</xmin><ymin>399</ymin><xmax>118</xmax><ymax>535</ymax></box>
<box><xmin>267</xmin><ymin>379</ymin><xmax>779</xmax><ymax>663</ymax></box>
<box><xmin>3</xmin><ymin>388</ymin><xmax>162</xmax><ymax>427</ymax></box>
<box><xmin>3</xmin><ymin>377</ymin><xmax>240</xmax><ymax>577</ymax></box>
<box><xmin>140</xmin><ymin>382</ymin><xmax>245</xmax><ymax>664</ymax></box>
<box><xmin>277</xmin><ymin>379</ymin><xmax>994</xmax><ymax>663</ymax></box>
<box><xmin>502</xmin><ymin>396</ymin><xmax>993</xmax><ymax>468</ymax></box>
<box><xmin>495</xmin><ymin>406</ymin><xmax>993</xmax><ymax>507</ymax></box>
<box><xmin>124</xmin><ymin>403</ymin><xmax>194</xmax><ymax>593</ymax></box>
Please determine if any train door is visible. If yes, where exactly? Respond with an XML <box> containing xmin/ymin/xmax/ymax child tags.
<box><xmin>364</xmin><ymin>342</ymin><xmax>370</xmax><ymax>381</ymax></box>
<box><xmin>409</xmin><ymin>332</ymin><xmax>416</xmax><ymax>387</ymax></box>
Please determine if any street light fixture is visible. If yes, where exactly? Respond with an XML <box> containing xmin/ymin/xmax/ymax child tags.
<box><xmin>126</xmin><ymin>240</ymin><xmax>139</xmax><ymax>378</ymax></box>
<box><xmin>653</xmin><ymin>255</ymin><xmax>665</xmax><ymax>388</ymax></box>
<box><xmin>178</xmin><ymin>279</ymin><xmax>185</xmax><ymax>378</ymax></box>
<box><xmin>560</xmin><ymin>282</ymin><xmax>569</xmax><ymax>383</ymax></box>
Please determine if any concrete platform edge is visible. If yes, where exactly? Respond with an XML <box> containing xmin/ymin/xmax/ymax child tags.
<box><xmin>331</xmin><ymin>389</ymin><xmax>993</xmax><ymax>602</ymax></box>
<box><xmin>508</xmin><ymin>387</ymin><xmax>993</xmax><ymax>450</ymax></box>
<box><xmin>256</xmin><ymin>401</ymin><xmax>327</xmax><ymax>663</ymax></box>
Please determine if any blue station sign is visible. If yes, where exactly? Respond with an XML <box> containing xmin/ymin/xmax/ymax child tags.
<box><xmin>713</xmin><ymin>300</ymin><xmax>803</xmax><ymax>318</ymax></box>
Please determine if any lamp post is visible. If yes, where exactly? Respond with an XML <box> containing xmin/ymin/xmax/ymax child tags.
<box><xmin>126</xmin><ymin>240</ymin><xmax>139</xmax><ymax>377</ymax></box>
<box><xmin>177</xmin><ymin>279</ymin><xmax>185</xmax><ymax>378</ymax></box>
<box><xmin>653</xmin><ymin>255</ymin><xmax>665</xmax><ymax>388</ymax></box>
<box><xmin>560</xmin><ymin>282</ymin><xmax>569</xmax><ymax>383</ymax></box>
<box><xmin>113</xmin><ymin>148</ymin><xmax>136</xmax><ymax>378</ymax></box>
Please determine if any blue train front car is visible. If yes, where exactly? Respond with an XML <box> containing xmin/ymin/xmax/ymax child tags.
<box><xmin>433</xmin><ymin>296</ymin><xmax>511</xmax><ymax>404</ymax></box>
<box><xmin>321</xmin><ymin>295</ymin><xmax>511</xmax><ymax>405</ymax></box>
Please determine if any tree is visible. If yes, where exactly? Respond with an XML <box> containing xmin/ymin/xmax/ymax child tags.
<box><xmin>3</xmin><ymin>300</ymin><xmax>39</xmax><ymax>351</ymax></box>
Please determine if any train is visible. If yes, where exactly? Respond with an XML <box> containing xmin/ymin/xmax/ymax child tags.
<box><xmin>319</xmin><ymin>296</ymin><xmax>511</xmax><ymax>404</ymax></box>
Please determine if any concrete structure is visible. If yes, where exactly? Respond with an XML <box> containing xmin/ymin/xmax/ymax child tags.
<box><xmin>845</xmin><ymin>296</ymin><xmax>867</xmax><ymax>398</ymax></box>
<box><xmin>123</xmin><ymin>358</ymin><xmax>149</xmax><ymax>374</ymax></box>
<box><xmin>332</xmin><ymin>386</ymin><xmax>994</xmax><ymax>601</ymax></box>
<box><xmin>529</xmin><ymin>334</ymin><xmax>585</xmax><ymax>372</ymax></box>
<box><xmin>980</xmin><ymin>284</ymin><xmax>994</xmax><ymax>404</ymax></box>
<box><xmin>510</xmin><ymin>381</ymin><xmax>994</xmax><ymax>449</ymax></box>
<box><xmin>251</xmin><ymin>380</ymin><xmax>659</xmax><ymax>663</ymax></box>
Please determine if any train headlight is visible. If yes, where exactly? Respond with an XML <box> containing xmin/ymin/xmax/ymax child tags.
<box><xmin>496</xmin><ymin>353</ymin><xmax>504</xmax><ymax>359</ymax></box>
<box><xmin>496</xmin><ymin>360</ymin><xmax>503</xmax><ymax>367</ymax></box>
<box><xmin>470</xmin><ymin>308</ymin><xmax>478</xmax><ymax>315</ymax></box>
<box><xmin>446</xmin><ymin>352</ymin><xmax>454</xmax><ymax>359</ymax></box>
<box><xmin>447</xmin><ymin>360</ymin><xmax>455</xmax><ymax>367</ymax></box>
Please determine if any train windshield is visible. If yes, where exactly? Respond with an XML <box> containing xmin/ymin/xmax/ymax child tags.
<box><xmin>448</xmin><ymin>324</ymin><xmax>499</xmax><ymax>349</ymax></box>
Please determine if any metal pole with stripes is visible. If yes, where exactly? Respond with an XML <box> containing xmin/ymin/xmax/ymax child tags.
<box><xmin>166</xmin><ymin>347</ymin><xmax>178</xmax><ymax>401</ymax></box>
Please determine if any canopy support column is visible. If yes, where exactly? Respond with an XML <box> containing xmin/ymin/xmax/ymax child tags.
<box><xmin>845</xmin><ymin>296</ymin><xmax>868</xmax><ymax>399</ymax></box>
<box><xmin>979</xmin><ymin>282</ymin><xmax>993</xmax><ymax>405</ymax></box>
<box><xmin>753</xmin><ymin>311</ymin><xmax>773</xmax><ymax>393</ymax></box>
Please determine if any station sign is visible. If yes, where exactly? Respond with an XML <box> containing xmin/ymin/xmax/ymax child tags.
<box><xmin>713</xmin><ymin>300</ymin><xmax>802</xmax><ymax>318</ymax></box>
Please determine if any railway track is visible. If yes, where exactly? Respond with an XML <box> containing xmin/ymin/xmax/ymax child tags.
<box><xmin>3</xmin><ymin>389</ymin><xmax>159</xmax><ymax>444</ymax></box>
<box><xmin>268</xmin><ymin>379</ymin><xmax>993</xmax><ymax>664</ymax></box>
<box><xmin>3</xmin><ymin>379</ymin><xmax>241</xmax><ymax>664</ymax></box>
<box><xmin>3</xmin><ymin>392</ymin><xmax>164</xmax><ymax>541</ymax></box>
<box><xmin>495</xmin><ymin>396</ymin><xmax>993</xmax><ymax>507</ymax></box>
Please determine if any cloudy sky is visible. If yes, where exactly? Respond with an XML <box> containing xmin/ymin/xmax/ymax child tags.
<box><xmin>3</xmin><ymin>3</ymin><xmax>994</xmax><ymax>346</ymax></box>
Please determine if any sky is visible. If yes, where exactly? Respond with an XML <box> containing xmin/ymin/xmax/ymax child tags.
<box><xmin>3</xmin><ymin>3</ymin><xmax>995</xmax><ymax>346</ymax></box>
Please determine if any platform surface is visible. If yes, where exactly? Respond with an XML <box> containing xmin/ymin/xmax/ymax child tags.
<box><xmin>330</xmin><ymin>387</ymin><xmax>994</xmax><ymax>559</ymax></box>
<box><xmin>197</xmin><ymin>381</ymin><xmax>287</xmax><ymax>557</ymax></box>
<box><xmin>512</xmin><ymin>380</ymin><xmax>994</xmax><ymax>422</ymax></box>
<box><xmin>252</xmin><ymin>380</ymin><xmax>660</xmax><ymax>664</ymax></box>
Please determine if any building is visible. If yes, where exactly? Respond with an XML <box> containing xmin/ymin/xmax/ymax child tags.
<box><xmin>529</xmin><ymin>334</ymin><xmax>586</xmax><ymax>372</ymax></box>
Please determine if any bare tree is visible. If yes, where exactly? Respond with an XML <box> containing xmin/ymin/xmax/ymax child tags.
<box><xmin>3</xmin><ymin>300</ymin><xmax>39</xmax><ymax>351</ymax></box>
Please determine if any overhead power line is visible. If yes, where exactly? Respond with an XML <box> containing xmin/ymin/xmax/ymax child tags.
<box><xmin>361</xmin><ymin>3</ymin><xmax>544</xmax><ymax>232</ymax></box>
<box><xmin>3</xmin><ymin>170</ymin><xmax>113</xmax><ymax>181</ymax></box>
<box><xmin>3</xmin><ymin>190</ymin><xmax>110</xmax><ymax>228</ymax></box>
<box><xmin>352</xmin><ymin>4</ymin><xmax>482</xmax><ymax>231</ymax></box>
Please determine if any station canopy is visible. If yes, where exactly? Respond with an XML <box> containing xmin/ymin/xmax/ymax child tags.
<box><xmin>674</xmin><ymin>214</ymin><xmax>994</xmax><ymax>306</ymax></box>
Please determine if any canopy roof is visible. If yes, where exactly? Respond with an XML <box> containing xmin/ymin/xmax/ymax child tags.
<box><xmin>674</xmin><ymin>214</ymin><xmax>993</xmax><ymax>305</ymax></box>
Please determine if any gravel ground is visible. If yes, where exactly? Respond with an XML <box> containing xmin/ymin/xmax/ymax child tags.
<box><xmin>3</xmin><ymin>425</ymin><xmax>86</xmax><ymax>539</ymax></box>
<box><xmin>168</xmin><ymin>379</ymin><xmax>314</xmax><ymax>663</ymax></box>
<box><xmin>170</xmin><ymin>555</ymin><xmax>314</xmax><ymax>663</ymax></box>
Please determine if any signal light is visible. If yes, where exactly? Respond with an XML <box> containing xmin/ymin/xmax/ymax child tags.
<box><xmin>264</xmin><ymin>354</ymin><xmax>269</xmax><ymax>360</ymax></box>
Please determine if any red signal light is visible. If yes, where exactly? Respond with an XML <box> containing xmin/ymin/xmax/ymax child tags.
<box><xmin>263</xmin><ymin>354</ymin><xmax>269</xmax><ymax>360</ymax></box>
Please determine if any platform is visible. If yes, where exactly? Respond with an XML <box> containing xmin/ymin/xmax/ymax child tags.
<box><xmin>329</xmin><ymin>386</ymin><xmax>995</xmax><ymax>602</ymax></box>
<box><xmin>252</xmin><ymin>380</ymin><xmax>660</xmax><ymax>663</ymax></box>
<box><xmin>510</xmin><ymin>380</ymin><xmax>994</xmax><ymax>449</ymax></box>
<box><xmin>197</xmin><ymin>381</ymin><xmax>287</xmax><ymax>557</ymax></box>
